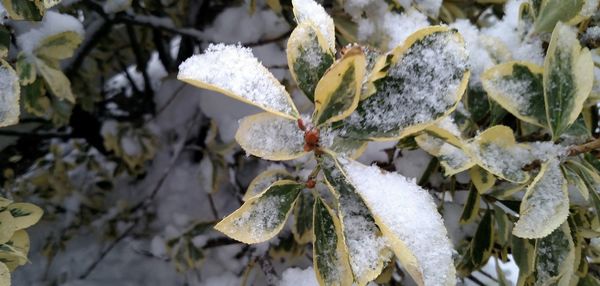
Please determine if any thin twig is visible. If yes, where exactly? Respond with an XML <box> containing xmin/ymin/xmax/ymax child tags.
<box><xmin>568</xmin><ymin>137</ymin><xmax>600</xmax><ymax>156</ymax></box>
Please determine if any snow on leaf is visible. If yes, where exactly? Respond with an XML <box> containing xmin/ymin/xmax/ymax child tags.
<box><xmin>280</xmin><ymin>267</ymin><xmax>319</xmax><ymax>286</ymax></box>
<box><xmin>291</xmin><ymin>0</ymin><xmax>335</xmax><ymax>51</ymax></box>
<box><xmin>321</xmin><ymin>154</ymin><xmax>392</xmax><ymax>285</ymax></box>
<box><xmin>342</xmin><ymin>26</ymin><xmax>469</xmax><ymax>141</ymax></box>
<box><xmin>319</xmin><ymin>126</ymin><xmax>368</xmax><ymax>159</ymax></box>
<box><xmin>534</xmin><ymin>223</ymin><xmax>575</xmax><ymax>285</ymax></box>
<box><xmin>312</xmin><ymin>195</ymin><xmax>353</xmax><ymax>286</ymax></box>
<box><xmin>544</xmin><ymin>22</ymin><xmax>594</xmax><ymax>140</ymax></box>
<box><xmin>235</xmin><ymin>112</ymin><xmax>307</xmax><ymax>161</ymax></box>
<box><xmin>243</xmin><ymin>168</ymin><xmax>294</xmax><ymax>201</ymax></box>
<box><xmin>17</xmin><ymin>11</ymin><xmax>84</xmax><ymax>56</ymax></box>
<box><xmin>313</xmin><ymin>48</ymin><xmax>365</xmax><ymax>126</ymax></box>
<box><xmin>467</xmin><ymin>125</ymin><xmax>531</xmax><ymax>184</ymax></box>
<box><xmin>214</xmin><ymin>180</ymin><xmax>302</xmax><ymax>244</ymax></box>
<box><xmin>287</xmin><ymin>22</ymin><xmax>335</xmax><ymax>102</ymax></box>
<box><xmin>0</xmin><ymin>59</ymin><xmax>20</xmax><ymax>127</ymax></box>
<box><xmin>178</xmin><ymin>44</ymin><xmax>299</xmax><ymax>119</ymax></box>
<box><xmin>513</xmin><ymin>159</ymin><xmax>568</xmax><ymax>239</ymax></box>
<box><xmin>337</xmin><ymin>157</ymin><xmax>456</xmax><ymax>286</ymax></box>
<box><xmin>415</xmin><ymin>132</ymin><xmax>474</xmax><ymax>176</ymax></box>
<box><xmin>482</xmin><ymin>62</ymin><xmax>547</xmax><ymax>127</ymax></box>
<box><xmin>34</xmin><ymin>31</ymin><xmax>83</xmax><ymax>60</ymax></box>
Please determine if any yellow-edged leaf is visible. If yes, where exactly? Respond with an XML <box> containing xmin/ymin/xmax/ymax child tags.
<box><xmin>0</xmin><ymin>59</ymin><xmax>20</xmax><ymax>127</ymax></box>
<box><xmin>214</xmin><ymin>180</ymin><xmax>302</xmax><ymax>243</ymax></box>
<box><xmin>35</xmin><ymin>58</ymin><xmax>75</xmax><ymax>103</ymax></box>
<box><xmin>287</xmin><ymin>22</ymin><xmax>334</xmax><ymax>101</ymax></box>
<box><xmin>1</xmin><ymin>230</ymin><xmax>30</xmax><ymax>271</ymax></box>
<box><xmin>513</xmin><ymin>159</ymin><xmax>568</xmax><ymax>239</ymax></box>
<box><xmin>292</xmin><ymin>192</ymin><xmax>314</xmax><ymax>244</ymax></box>
<box><xmin>291</xmin><ymin>0</ymin><xmax>335</xmax><ymax>51</ymax></box>
<box><xmin>481</xmin><ymin>62</ymin><xmax>547</xmax><ymax>127</ymax></box>
<box><xmin>34</xmin><ymin>31</ymin><xmax>83</xmax><ymax>60</ymax></box>
<box><xmin>16</xmin><ymin>52</ymin><xmax>35</xmax><ymax>85</ymax></box>
<box><xmin>312</xmin><ymin>195</ymin><xmax>353</xmax><ymax>286</ymax></box>
<box><xmin>178</xmin><ymin>44</ymin><xmax>299</xmax><ymax>119</ymax></box>
<box><xmin>341</xmin><ymin>26</ymin><xmax>470</xmax><ymax>141</ymax></box>
<box><xmin>243</xmin><ymin>168</ymin><xmax>294</xmax><ymax>201</ymax></box>
<box><xmin>235</xmin><ymin>112</ymin><xmax>307</xmax><ymax>160</ymax></box>
<box><xmin>312</xmin><ymin>48</ymin><xmax>365</xmax><ymax>126</ymax></box>
<box><xmin>0</xmin><ymin>263</ymin><xmax>9</xmax><ymax>286</ymax></box>
<box><xmin>469</xmin><ymin>166</ymin><xmax>496</xmax><ymax>194</ymax></box>
<box><xmin>534</xmin><ymin>222</ymin><xmax>575</xmax><ymax>285</ymax></box>
<box><xmin>7</xmin><ymin>203</ymin><xmax>43</xmax><ymax>230</ymax></box>
<box><xmin>0</xmin><ymin>212</ymin><xmax>15</xmax><ymax>245</ymax></box>
<box><xmin>544</xmin><ymin>22</ymin><xmax>594</xmax><ymax>140</ymax></box>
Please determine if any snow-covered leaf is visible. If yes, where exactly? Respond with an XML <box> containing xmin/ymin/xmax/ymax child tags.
<box><xmin>0</xmin><ymin>59</ymin><xmax>20</xmax><ymax>127</ymax></box>
<box><xmin>178</xmin><ymin>44</ymin><xmax>300</xmax><ymax>119</ymax></box>
<box><xmin>34</xmin><ymin>31</ymin><xmax>83</xmax><ymax>60</ymax></box>
<box><xmin>415</xmin><ymin>132</ymin><xmax>474</xmax><ymax>176</ymax></box>
<box><xmin>513</xmin><ymin>159</ymin><xmax>568</xmax><ymax>239</ymax></box>
<box><xmin>291</xmin><ymin>0</ymin><xmax>335</xmax><ymax>51</ymax></box>
<box><xmin>482</xmin><ymin>62</ymin><xmax>547</xmax><ymax>127</ymax></box>
<box><xmin>35</xmin><ymin>58</ymin><xmax>75</xmax><ymax>103</ymax></box>
<box><xmin>321</xmin><ymin>154</ymin><xmax>391</xmax><ymax>285</ymax></box>
<box><xmin>341</xmin><ymin>26</ymin><xmax>469</xmax><ymax>141</ymax></box>
<box><xmin>534</xmin><ymin>223</ymin><xmax>575</xmax><ymax>285</ymax></box>
<box><xmin>467</xmin><ymin>125</ymin><xmax>531</xmax><ymax>184</ymax></box>
<box><xmin>7</xmin><ymin>203</ymin><xmax>43</xmax><ymax>231</ymax></box>
<box><xmin>312</xmin><ymin>195</ymin><xmax>353</xmax><ymax>286</ymax></box>
<box><xmin>292</xmin><ymin>192</ymin><xmax>314</xmax><ymax>244</ymax></box>
<box><xmin>1</xmin><ymin>0</ymin><xmax>43</xmax><ymax>20</ymax></box>
<box><xmin>544</xmin><ymin>22</ymin><xmax>594</xmax><ymax>140</ymax></box>
<box><xmin>214</xmin><ymin>180</ymin><xmax>303</xmax><ymax>243</ymax></box>
<box><xmin>287</xmin><ymin>22</ymin><xmax>334</xmax><ymax>101</ymax></box>
<box><xmin>235</xmin><ymin>112</ymin><xmax>307</xmax><ymax>161</ymax></box>
<box><xmin>320</xmin><ymin>127</ymin><xmax>368</xmax><ymax>159</ymax></box>
<box><xmin>17</xmin><ymin>11</ymin><xmax>84</xmax><ymax>57</ymax></box>
<box><xmin>534</xmin><ymin>0</ymin><xmax>584</xmax><ymax>33</ymax></box>
<box><xmin>313</xmin><ymin>48</ymin><xmax>365</xmax><ymax>126</ymax></box>
<box><xmin>336</xmin><ymin>157</ymin><xmax>456</xmax><ymax>286</ymax></box>
<box><xmin>243</xmin><ymin>168</ymin><xmax>294</xmax><ymax>201</ymax></box>
<box><xmin>469</xmin><ymin>166</ymin><xmax>496</xmax><ymax>194</ymax></box>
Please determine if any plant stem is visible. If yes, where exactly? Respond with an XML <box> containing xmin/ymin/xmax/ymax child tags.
<box><xmin>568</xmin><ymin>137</ymin><xmax>600</xmax><ymax>156</ymax></box>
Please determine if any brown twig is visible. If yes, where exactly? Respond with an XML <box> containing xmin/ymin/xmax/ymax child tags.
<box><xmin>567</xmin><ymin>137</ymin><xmax>600</xmax><ymax>156</ymax></box>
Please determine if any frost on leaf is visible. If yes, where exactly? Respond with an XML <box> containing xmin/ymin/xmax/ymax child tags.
<box><xmin>214</xmin><ymin>180</ymin><xmax>302</xmax><ymax>244</ymax></box>
<box><xmin>287</xmin><ymin>22</ymin><xmax>335</xmax><ymax>101</ymax></box>
<box><xmin>338</xmin><ymin>157</ymin><xmax>456</xmax><ymax>286</ymax></box>
<box><xmin>513</xmin><ymin>160</ymin><xmax>568</xmax><ymax>239</ymax></box>
<box><xmin>243</xmin><ymin>168</ymin><xmax>294</xmax><ymax>201</ymax></box>
<box><xmin>320</xmin><ymin>126</ymin><xmax>367</xmax><ymax>159</ymax></box>
<box><xmin>178</xmin><ymin>44</ymin><xmax>299</xmax><ymax>119</ymax></box>
<box><xmin>342</xmin><ymin>26</ymin><xmax>469</xmax><ymax>140</ymax></box>
<box><xmin>415</xmin><ymin>131</ymin><xmax>473</xmax><ymax>176</ymax></box>
<box><xmin>321</xmin><ymin>154</ymin><xmax>391</xmax><ymax>285</ymax></box>
<box><xmin>313</xmin><ymin>48</ymin><xmax>365</xmax><ymax>126</ymax></box>
<box><xmin>293</xmin><ymin>192</ymin><xmax>314</xmax><ymax>244</ymax></box>
<box><xmin>534</xmin><ymin>223</ymin><xmax>575</xmax><ymax>285</ymax></box>
<box><xmin>467</xmin><ymin>126</ymin><xmax>532</xmax><ymax>184</ymax></box>
<box><xmin>312</xmin><ymin>196</ymin><xmax>353</xmax><ymax>286</ymax></box>
<box><xmin>0</xmin><ymin>59</ymin><xmax>20</xmax><ymax>127</ymax></box>
<box><xmin>482</xmin><ymin>62</ymin><xmax>547</xmax><ymax>127</ymax></box>
<box><xmin>544</xmin><ymin>22</ymin><xmax>594</xmax><ymax>140</ymax></box>
<box><xmin>291</xmin><ymin>0</ymin><xmax>335</xmax><ymax>51</ymax></box>
<box><xmin>235</xmin><ymin>112</ymin><xmax>307</xmax><ymax>161</ymax></box>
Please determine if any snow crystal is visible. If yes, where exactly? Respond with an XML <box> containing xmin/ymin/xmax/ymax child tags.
<box><xmin>178</xmin><ymin>44</ymin><xmax>296</xmax><ymax>117</ymax></box>
<box><xmin>513</xmin><ymin>160</ymin><xmax>568</xmax><ymax>238</ymax></box>
<box><xmin>439</xmin><ymin>143</ymin><xmax>471</xmax><ymax>171</ymax></box>
<box><xmin>487</xmin><ymin>68</ymin><xmax>539</xmax><ymax>114</ymax></box>
<box><xmin>231</xmin><ymin>194</ymin><xmax>287</xmax><ymax>240</ymax></box>
<box><xmin>0</xmin><ymin>64</ymin><xmax>19</xmax><ymax>126</ymax></box>
<box><xmin>580</xmin><ymin>0</ymin><xmax>599</xmax><ymax>17</ymax></box>
<box><xmin>436</xmin><ymin>116</ymin><xmax>462</xmax><ymax>138</ymax></box>
<box><xmin>584</xmin><ymin>26</ymin><xmax>600</xmax><ymax>43</ymax></box>
<box><xmin>347</xmin><ymin>31</ymin><xmax>467</xmax><ymax>136</ymax></box>
<box><xmin>340</xmin><ymin>158</ymin><xmax>455</xmax><ymax>286</ymax></box>
<box><xmin>449</xmin><ymin>19</ymin><xmax>494</xmax><ymax>86</ymax></box>
<box><xmin>280</xmin><ymin>267</ymin><xmax>319</xmax><ymax>286</ymax></box>
<box><xmin>236</xmin><ymin>115</ymin><xmax>305</xmax><ymax>159</ymax></box>
<box><xmin>17</xmin><ymin>11</ymin><xmax>84</xmax><ymax>55</ymax></box>
<box><xmin>292</xmin><ymin>0</ymin><xmax>335</xmax><ymax>50</ymax></box>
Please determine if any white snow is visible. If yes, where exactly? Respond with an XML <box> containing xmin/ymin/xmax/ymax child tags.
<box><xmin>340</xmin><ymin>158</ymin><xmax>455</xmax><ymax>286</ymax></box>
<box><xmin>178</xmin><ymin>44</ymin><xmax>296</xmax><ymax>117</ymax></box>
<box><xmin>17</xmin><ymin>11</ymin><xmax>84</xmax><ymax>55</ymax></box>
<box><xmin>102</xmin><ymin>0</ymin><xmax>132</xmax><ymax>13</ymax></box>
<box><xmin>292</xmin><ymin>0</ymin><xmax>335</xmax><ymax>50</ymax></box>
<box><xmin>0</xmin><ymin>63</ymin><xmax>19</xmax><ymax>126</ymax></box>
<box><xmin>450</xmin><ymin>19</ymin><xmax>494</xmax><ymax>86</ymax></box>
<box><xmin>280</xmin><ymin>267</ymin><xmax>319</xmax><ymax>286</ymax></box>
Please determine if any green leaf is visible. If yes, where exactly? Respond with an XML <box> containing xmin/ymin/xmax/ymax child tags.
<box><xmin>312</xmin><ymin>48</ymin><xmax>365</xmax><ymax>126</ymax></box>
<box><xmin>469</xmin><ymin>210</ymin><xmax>494</xmax><ymax>267</ymax></box>
<box><xmin>459</xmin><ymin>185</ymin><xmax>480</xmax><ymax>224</ymax></box>
<box><xmin>0</xmin><ymin>59</ymin><xmax>20</xmax><ymax>127</ymax></box>
<box><xmin>482</xmin><ymin>62</ymin><xmax>547</xmax><ymax>127</ymax></box>
<box><xmin>34</xmin><ymin>31</ymin><xmax>83</xmax><ymax>60</ymax></box>
<box><xmin>334</xmin><ymin>156</ymin><xmax>456</xmax><ymax>285</ymax></box>
<box><xmin>286</xmin><ymin>22</ymin><xmax>334</xmax><ymax>101</ymax></box>
<box><xmin>513</xmin><ymin>159</ymin><xmax>569</xmax><ymax>239</ymax></box>
<box><xmin>321</xmin><ymin>154</ymin><xmax>391</xmax><ymax>285</ymax></box>
<box><xmin>320</xmin><ymin>128</ymin><xmax>367</xmax><ymax>159</ymax></box>
<box><xmin>16</xmin><ymin>52</ymin><xmax>36</xmax><ymax>85</ymax></box>
<box><xmin>469</xmin><ymin>166</ymin><xmax>496</xmax><ymax>194</ymax></box>
<box><xmin>544</xmin><ymin>22</ymin><xmax>594</xmax><ymax>140</ymax></box>
<box><xmin>534</xmin><ymin>223</ymin><xmax>575</xmax><ymax>285</ymax></box>
<box><xmin>292</xmin><ymin>192</ymin><xmax>314</xmax><ymax>244</ymax></box>
<box><xmin>178</xmin><ymin>44</ymin><xmax>299</xmax><ymax>119</ymax></box>
<box><xmin>512</xmin><ymin>236</ymin><xmax>536</xmax><ymax>284</ymax></box>
<box><xmin>562</xmin><ymin>163</ymin><xmax>589</xmax><ymax>200</ymax></box>
<box><xmin>534</xmin><ymin>0</ymin><xmax>584</xmax><ymax>33</ymax></box>
<box><xmin>578</xmin><ymin>274</ymin><xmax>600</xmax><ymax>286</ymax></box>
<box><xmin>214</xmin><ymin>180</ymin><xmax>302</xmax><ymax>243</ymax></box>
<box><xmin>313</xmin><ymin>195</ymin><xmax>353</xmax><ymax>286</ymax></box>
<box><xmin>35</xmin><ymin>58</ymin><xmax>75</xmax><ymax>103</ymax></box>
<box><xmin>340</xmin><ymin>26</ymin><xmax>470</xmax><ymax>140</ymax></box>
<box><xmin>0</xmin><ymin>26</ymin><xmax>9</xmax><ymax>59</ymax></box>
<box><xmin>1</xmin><ymin>0</ymin><xmax>43</xmax><ymax>21</ymax></box>
<box><xmin>493</xmin><ymin>205</ymin><xmax>511</xmax><ymax>246</ymax></box>
<box><xmin>243</xmin><ymin>168</ymin><xmax>294</xmax><ymax>201</ymax></box>
<box><xmin>235</xmin><ymin>112</ymin><xmax>307</xmax><ymax>161</ymax></box>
